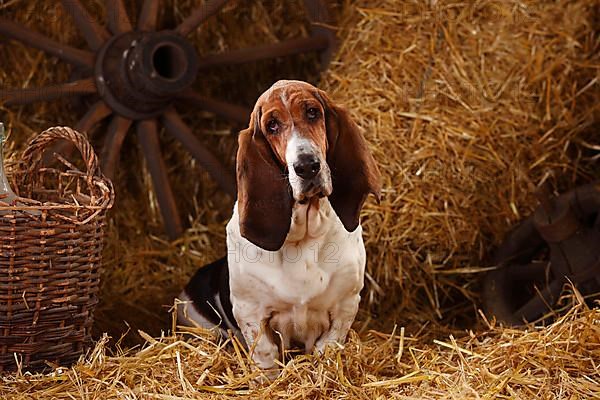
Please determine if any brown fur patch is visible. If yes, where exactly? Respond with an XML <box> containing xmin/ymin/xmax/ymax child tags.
<box><xmin>256</xmin><ymin>81</ymin><xmax>329</xmax><ymax>165</ymax></box>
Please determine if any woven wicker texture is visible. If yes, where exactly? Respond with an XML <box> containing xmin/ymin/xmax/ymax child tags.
<box><xmin>0</xmin><ymin>126</ymin><xmax>113</xmax><ymax>372</ymax></box>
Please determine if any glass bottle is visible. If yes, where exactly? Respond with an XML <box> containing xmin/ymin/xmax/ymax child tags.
<box><xmin>0</xmin><ymin>123</ymin><xmax>40</xmax><ymax>216</ymax></box>
<box><xmin>0</xmin><ymin>122</ymin><xmax>18</xmax><ymax>206</ymax></box>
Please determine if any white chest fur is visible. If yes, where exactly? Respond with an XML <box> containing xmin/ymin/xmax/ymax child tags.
<box><xmin>226</xmin><ymin>198</ymin><xmax>365</xmax><ymax>358</ymax></box>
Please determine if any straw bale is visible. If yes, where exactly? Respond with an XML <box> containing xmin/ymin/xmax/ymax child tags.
<box><xmin>322</xmin><ymin>0</ymin><xmax>599</xmax><ymax>329</ymax></box>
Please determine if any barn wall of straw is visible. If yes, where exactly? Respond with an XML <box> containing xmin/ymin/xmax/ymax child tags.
<box><xmin>326</xmin><ymin>0</ymin><xmax>599</xmax><ymax>330</ymax></box>
<box><xmin>1</xmin><ymin>0</ymin><xmax>599</xmax><ymax>398</ymax></box>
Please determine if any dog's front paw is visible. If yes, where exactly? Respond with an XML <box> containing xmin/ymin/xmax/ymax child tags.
<box><xmin>315</xmin><ymin>337</ymin><xmax>345</xmax><ymax>355</ymax></box>
<box><xmin>248</xmin><ymin>364</ymin><xmax>280</xmax><ymax>387</ymax></box>
<box><xmin>258</xmin><ymin>367</ymin><xmax>280</xmax><ymax>383</ymax></box>
<box><xmin>249</xmin><ymin>345</ymin><xmax>280</xmax><ymax>383</ymax></box>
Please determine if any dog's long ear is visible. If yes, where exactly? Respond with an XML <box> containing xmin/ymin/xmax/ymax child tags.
<box><xmin>236</xmin><ymin>107</ymin><xmax>292</xmax><ymax>251</ymax></box>
<box><xmin>316</xmin><ymin>89</ymin><xmax>382</xmax><ymax>232</ymax></box>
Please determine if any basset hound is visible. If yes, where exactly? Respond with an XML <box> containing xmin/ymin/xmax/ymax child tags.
<box><xmin>178</xmin><ymin>80</ymin><xmax>381</xmax><ymax>377</ymax></box>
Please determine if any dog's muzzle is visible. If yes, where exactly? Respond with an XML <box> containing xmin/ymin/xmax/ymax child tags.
<box><xmin>293</xmin><ymin>153</ymin><xmax>321</xmax><ymax>180</ymax></box>
<box><xmin>286</xmin><ymin>134</ymin><xmax>332</xmax><ymax>202</ymax></box>
<box><xmin>291</xmin><ymin>153</ymin><xmax>332</xmax><ymax>203</ymax></box>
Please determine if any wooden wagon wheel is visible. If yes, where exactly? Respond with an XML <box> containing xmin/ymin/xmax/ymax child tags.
<box><xmin>483</xmin><ymin>183</ymin><xmax>600</xmax><ymax>325</ymax></box>
<box><xmin>0</xmin><ymin>0</ymin><xmax>336</xmax><ymax>239</ymax></box>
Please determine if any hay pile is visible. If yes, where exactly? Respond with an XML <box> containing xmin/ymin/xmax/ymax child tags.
<box><xmin>2</xmin><ymin>297</ymin><xmax>599</xmax><ymax>398</ymax></box>
<box><xmin>325</xmin><ymin>0</ymin><xmax>600</xmax><ymax>328</ymax></box>
<box><xmin>1</xmin><ymin>0</ymin><xmax>600</xmax><ymax>398</ymax></box>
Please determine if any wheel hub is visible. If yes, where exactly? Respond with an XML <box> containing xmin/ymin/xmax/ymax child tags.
<box><xmin>95</xmin><ymin>31</ymin><xmax>199</xmax><ymax>120</ymax></box>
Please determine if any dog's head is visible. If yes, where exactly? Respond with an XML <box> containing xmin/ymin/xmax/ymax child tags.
<box><xmin>236</xmin><ymin>80</ymin><xmax>381</xmax><ymax>251</ymax></box>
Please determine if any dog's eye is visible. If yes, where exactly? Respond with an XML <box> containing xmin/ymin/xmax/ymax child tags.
<box><xmin>306</xmin><ymin>107</ymin><xmax>320</xmax><ymax>121</ymax></box>
<box><xmin>266</xmin><ymin>119</ymin><xmax>279</xmax><ymax>134</ymax></box>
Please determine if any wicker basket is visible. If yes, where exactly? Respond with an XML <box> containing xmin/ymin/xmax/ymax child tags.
<box><xmin>0</xmin><ymin>127</ymin><xmax>114</xmax><ymax>372</ymax></box>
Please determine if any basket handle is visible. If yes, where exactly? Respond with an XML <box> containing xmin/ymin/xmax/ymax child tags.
<box><xmin>20</xmin><ymin>126</ymin><xmax>101</xmax><ymax>182</ymax></box>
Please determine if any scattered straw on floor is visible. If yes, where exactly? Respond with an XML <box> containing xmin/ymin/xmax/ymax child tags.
<box><xmin>2</xmin><ymin>296</ymin><xmax>599</xmax><ymax>399</ymax></box>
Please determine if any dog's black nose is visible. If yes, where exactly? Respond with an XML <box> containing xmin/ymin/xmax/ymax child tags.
<box><xmin>293</xmin><ymin>154</ymin><xmax>321</xmax><ymax>180</ymax></box>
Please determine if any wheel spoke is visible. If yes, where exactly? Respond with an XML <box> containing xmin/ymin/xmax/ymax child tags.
<box><xmin>178</xmin><ymin>89</ymin><xmax>250</xmax><ymax>125</ymax></box>
<box><xmin>514</xmin><ymin>279</ymin><xmax>562</xmax><ymax>322</ymax></box>
<box><xmin>136</xmin><ymin>119</ymin><xmax>184</xmax><ymax>240</ymax></box>
<box><xmin>161</xmin><ymin>108</ymin><xmax>236</xmax><ymax>196</ymax></box>
<box><xmin>42</xmin><ymin>101</ymin><xmax>112</xmax><ymax>165</ymax></box>
<box><xmin>0</xmin><ymin>18</ymin><xmax>94</xmax><ymax>68</ymax></box>
<box><xmin>197</xmin><ymin>35</ymin><xmax>329</xmax><ymax>69</ymax></box>
<box><xmin>504</xmin><ymin>262</ymin><xmax>548</xmax><ymax>282</ymax></box>
<box><xmin>303</xmin><ymin>0</ymin><xmax>332</xmax><ymax>24</ymax></box>
<box><xmin>60</xmin><ymin>0</ymin><xmax>110</xmax><ymax>50</ymax></box>
<box><xmin>105</xmin><ymin>0</ymin><xmax>132</xmax><ymax>35</ymax></box>
<box><xmin>303</xmin><ymin>0</ymin><xmax>337</xmax><ymax>65</ymax></box>
<box><xmin>101</xmin><ymin>115</ymin><xmax>132</xmax><ymax>180</ymax></box>
<box><xmin>0</xmin><ymin>78</ymin><xmax>96</xmax><ymax>106</ymax></box>
<box><xmin>137</xmin><ymin>0</ymin><xmax>160</xmax><ymax>31</ymax></box>
<box><xmin>175</xmin><ymin>0</ymin><xmax>230</xmax><ymax>36</ymax></box>
<box><xmin>75</xmin><ymin>101</ymin><xmax>112</xmax><ymax>133</ymax></box>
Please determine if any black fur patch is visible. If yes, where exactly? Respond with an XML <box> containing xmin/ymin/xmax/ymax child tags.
<box><xmin>183</xmin><ymin>256</ymin><xmax>239</xmax><ymax>331</ymax></box>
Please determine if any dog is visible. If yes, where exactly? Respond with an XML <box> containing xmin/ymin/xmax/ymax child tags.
<box><xmin>178</xmin><ymin>80</ymin><xmax>381</xmax><ymax>378</ymax></box>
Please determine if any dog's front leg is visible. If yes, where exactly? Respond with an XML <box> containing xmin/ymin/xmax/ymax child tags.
<box><xmin>233</xmin><ymin>301</ymin><xmax>280</xmax><ymax>380</ymax></box>
<box><xmin>314</xmin><ymin>293</ymin><xmax>360</xmax><ymax>354</ymax></box>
